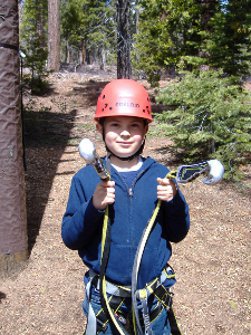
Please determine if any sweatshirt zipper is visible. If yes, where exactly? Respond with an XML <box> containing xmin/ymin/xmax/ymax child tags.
<box><xmin>128</xmin><ymin>188</ymin><xmax>133</xmax><ymax>197</ymax></box>
<box><xmin>111</xmin><ymin>165</ymin><xmax>147</xmax><ymax>197</ymax></box>
<box><xmin>128</xmin><ymin>169</ymin><xmax>145</xmax><ymax>197</ymax></box>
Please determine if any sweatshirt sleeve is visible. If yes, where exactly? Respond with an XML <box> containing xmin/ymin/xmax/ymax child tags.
<box><xmin>61</xmin><ymin>175</ymin><xmax>104</xmax><ymax>250</ymax></box>
<box><xmin>162</xmin><ymin>189</ymin><xmax>190</xmax><ymax>243</ymax></box>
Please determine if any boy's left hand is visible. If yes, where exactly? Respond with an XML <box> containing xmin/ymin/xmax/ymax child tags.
<box><xmin>157</xmin><ymin>177</ymin><xmax>177</xmax><ymax>202</ymax></box>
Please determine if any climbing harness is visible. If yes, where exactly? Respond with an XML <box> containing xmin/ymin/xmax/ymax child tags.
<box><xmin>84</xmin><ymin>168</ymin><xmax>179</xmax><ymax>335</ymax></box>
<box><xmin>79</xmin><ymin>139</ymin><xmax>224</xmax><ymax>334</ymax></box>
<box><xmin>85</xmin><ymin>265</ymin><xmax>176</xmax><ymax>335</ymax></box>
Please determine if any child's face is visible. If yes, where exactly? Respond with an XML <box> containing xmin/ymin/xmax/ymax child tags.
<box><xmin>97</xmin><ymin>116</ymin><xmax>148</xmax><ymax>159</ymax></box>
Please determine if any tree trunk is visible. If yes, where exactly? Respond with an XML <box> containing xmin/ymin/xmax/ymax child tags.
<box><xmin>198</xmin><ymin>0</ymin><xmax>218</xmax><ymax>61</ymax></box>
<box><xmin>0</xmin><ymin>0</ymin><xmax>28</xmax><ymax>276</ymax></box>
<box><xmin>48</xmin><ymin>0</ymin><xmax>60</xmax><ymax>71</ymax></box>
<box><xmin>99</xmin><ymin>47</ymin><xmax>106</xmax><ymax>70</ymax></box>
<box><xmin>116</xmin><ymin>0</ymin><xmax>132</xmax><ymax>79</ymax></box>
<box><xmin>79</xmin><ymin>41</ymin><xmax>86</xmax><ymax>66</ymax></box>
<box><xmin>200</xmin><ymin>0</ymin><xmax>218</xmax><ymax>31</ymax></box>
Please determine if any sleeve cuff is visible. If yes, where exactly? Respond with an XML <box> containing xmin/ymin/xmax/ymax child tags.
<box><xmin>84</xmin><ymin>198</ymin><xmax>105</xmax><ymax>223</ymax></box>
<box><xmin>165</xmin><ymin>190</ymin><xmax>187</xmax><ymax>212</ymax></box>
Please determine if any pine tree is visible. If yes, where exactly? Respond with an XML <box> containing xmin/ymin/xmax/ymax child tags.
<box><xmin>61</xmin><ymin>0</ymin><xmax>116</xmax><ymax>68</ymax></box>
<box><xmin>205</xmin><ymin>0</ymin><xmax>251</xmax><ymax>76</ymax></box>
<box><xmin>134</xmin><ymin>0</ymin><xmax>203</xmax><ymax>84</ymax></box>
<box><xmin>20</xmin><ymin>0</ymin><xmax>48</xmax><ymax>77</ymax></box>
<box><xmin>84</xmin><ymin>0</ymin><xmax>116</xmax><ymax>68</ymax></box>
<box><xmin>155</xmin><ymin>70</ymin><xmax>251</xmax><ymax>179</ymax></box>
<box><xmin>48</xmin><ymin>0</ymin><xmax>60</xmax><ymax>72</ymax></box>
<box><xmin>116</xmin><ymin>0</ymin><xmax>132</xmax><ymax>78</ymax></box>
<box><xmin>61</xmin><ymin>0</ymin><xmax>85</xmax><ymax>64</ymax></box>
<box><xmin>134</xmin><ymin>0</ymin><xmax>251</xmax><ymax>84</ymax></box>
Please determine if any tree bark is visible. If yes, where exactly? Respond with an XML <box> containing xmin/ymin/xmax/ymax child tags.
<box><xmin>116</xmin><ymin>0</ymin><xmax>132</xmax><ymax>79</ymax></box>
<box><xmin>199</xmin><ymin>0</ymin><xmax>218</xmax><ymax>31</ymax></box>
<box><xmin>0</xmin><ymin>0</ymin><xmax>28</xmax><ymax>276</ymax></box>
<box><xmin>48</xmin><ymin>0</ymin><xmax>60</xmax><ymax>71</ymax></box>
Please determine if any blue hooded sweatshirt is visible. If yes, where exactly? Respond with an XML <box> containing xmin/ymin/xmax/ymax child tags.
<box><xmin>62</xmin><ymin>156</ymin><xmax>190</xmax><ymax>289</ymax></box>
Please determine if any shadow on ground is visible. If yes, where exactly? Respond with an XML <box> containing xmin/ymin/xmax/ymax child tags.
<box><xmin>24</xmin><ymin>108</ymin><xmax>78</xmax><ymax>252</ymax></box>
<box><xmin>0</xmin><ymin>291</ymin><xmax>6</xmax><ymax>302</ymax></box>
<box><xmin>23</xmin><ymin>79</ymin><xmax>110</xmax><ymax>253</ymax></box>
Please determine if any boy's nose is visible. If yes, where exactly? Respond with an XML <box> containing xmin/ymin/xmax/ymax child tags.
<box><xmin>120</xmin><ymin>129</ymin><xmax>130</xmax><ymax>137</ymax></box>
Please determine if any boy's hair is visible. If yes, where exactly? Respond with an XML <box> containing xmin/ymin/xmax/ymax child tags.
<box><xmin>97</xmin><ymin>117</ymin><xmax>148</xmax><ymax>127</ymax></box>
<box><xmin>94</xmin><ymin>79</ymin><xmax>153</xmax><ymax>123</ymax></box>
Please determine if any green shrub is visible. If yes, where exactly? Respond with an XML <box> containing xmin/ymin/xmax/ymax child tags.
<box><xmin>155</xmin><ymin>70</ymin><xmax>251</xmax><ymax>180</ymax></box>
<box><xmin>22</xmin><ymin>74</ymin><xmax>51</xmax><ymax>96</ymax></box>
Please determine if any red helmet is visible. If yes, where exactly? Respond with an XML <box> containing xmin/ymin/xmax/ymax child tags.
<box><xmin>95</xmin><ymin>79</ymin><xmax>153</xmax><ymax>123</ymax></box>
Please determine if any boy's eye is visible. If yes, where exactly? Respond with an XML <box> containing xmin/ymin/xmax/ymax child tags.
<box><xmin>131</xmin><ymin>123</ymin><xmax>141</xmax><ymax>128</ymax></box>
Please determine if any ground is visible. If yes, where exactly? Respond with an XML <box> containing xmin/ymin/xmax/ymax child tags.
<box><xmin>0</xmin><ymin>70</ymin><xmax>250</xmax><ymax>335</ymax></box>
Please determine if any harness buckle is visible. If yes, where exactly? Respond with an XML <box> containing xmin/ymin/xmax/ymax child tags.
<box><xmin>136</xmin><ymin>289</ymin><xmax>154</xmax><ymax>335</ymax></box>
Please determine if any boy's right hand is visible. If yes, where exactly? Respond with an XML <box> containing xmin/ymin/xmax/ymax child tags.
<box><xmin>92</xmin><ymin>180</ymin><xmax>115</xmax><ymax>210</ymax></box>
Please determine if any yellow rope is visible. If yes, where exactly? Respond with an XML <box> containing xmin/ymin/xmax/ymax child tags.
<box><xmin>101</xmin><ymin>206</ymin><xmax>127</xmax><ymax>335</ymax></box>
<box><xmin>100</xmin><ymin>172</ymin><xmax>170</xmax><ymax>335</ymax></box>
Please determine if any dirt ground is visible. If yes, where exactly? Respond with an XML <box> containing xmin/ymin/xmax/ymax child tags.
<box><xmin>0</xmin><ymin>70</ymin><xmax>250</xmax><ymax>335</ymax></box>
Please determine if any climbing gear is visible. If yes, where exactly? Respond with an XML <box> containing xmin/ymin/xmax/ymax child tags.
<box><xmin>83</xmin><ymin>163</ymin><xmax>177</xmax><ymax>335</ymax></box>
<box><xmin>167</xmin><ymin>160</ymin><xmax>224</xmax><ymax>185</ymax></box>
<box><xmin>133</xmin><ymin>266</ymin><xmax>175</xmax><ymax>335</ymax></box>
<box><xmin>85</xmin><ymin>265</ymin><xmax>175</xmax><ymax>335</ymax></box>
<box><xmin>96</xmin><ymin>285</ymin><xmax>173</xmax><ymax>333</ymax></box>
<box><xmin>96</xmin><ymin>170</ymin><xmax>179</xmax><ymax>335</ymax></box>
<box><xmin>79</xmin><ymin>138</ymin><xmax>110</xmax><ymax>181</ymax></box>
<box><xmin>78</xmin><ymin>139</ymin><xmax>224</xmax><ymax>184</ymax></box>
<box><xmin>79</xmin><ymin>139</ymin><xmax>224</xmax><ymax>334</ymax></box>
<box><xmin>94</xmin><ymin>79</ymin><xmax>153</xmax><ymax>123</ymax></box>
<box><xmin>131</xmin><ymin>196</ymin><xmax>163</xmax><ymax>335</ymax></box>
<box><xmin>96</xmin><ymin>160</ymin><xmax>224</xmax><ymax>334</ymax></box>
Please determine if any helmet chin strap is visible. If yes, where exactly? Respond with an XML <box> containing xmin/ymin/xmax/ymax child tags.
<box><xmin>105</xmin><ymin>140</ymin><xmax>145</xmax><ymax>162</ymax></box>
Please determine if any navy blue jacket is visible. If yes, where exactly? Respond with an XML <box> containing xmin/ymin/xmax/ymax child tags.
<box><xmin>62</xmin><ymin>157</ymin><xmax>190</xmax><ymax>288</ymax></box>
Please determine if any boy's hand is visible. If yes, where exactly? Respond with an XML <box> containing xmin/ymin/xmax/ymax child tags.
<box><xmin>93</xmin><ymin>180</ymin><xmax>115</xmax><ymax>210</ymax></box>
<box><xmin>157</xmin><ymin>177</ymin><xmax>177</xmax><ymax>202</ymax></box>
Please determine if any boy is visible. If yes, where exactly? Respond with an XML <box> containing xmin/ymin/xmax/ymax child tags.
<box><xmin>62</xmin><ymin>79</ymin><xmax>190</xmax><ymax>335</ymax></box>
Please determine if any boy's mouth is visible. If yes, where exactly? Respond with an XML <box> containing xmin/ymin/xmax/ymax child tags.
<box><xmin>118</xmin><ymin>142</ymin><xmax>133</xmax><ymax>146</ymax></box>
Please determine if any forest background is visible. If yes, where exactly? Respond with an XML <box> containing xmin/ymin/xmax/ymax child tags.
<box><xmin>19</xmin><ymin>0</ymin><xmax>251</xmax><ymax>179</ymax></box>
<box><xmin>0</xmin><ymin>1</ymin><xmax>250</xmax><ymax>334</ymax></box>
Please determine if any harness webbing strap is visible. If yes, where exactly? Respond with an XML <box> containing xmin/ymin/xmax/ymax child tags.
<box><xmin>96</xmin><ymin>296</ymin><xmax>125</xmax><ymax>332</ymax></box>
<box><xmin>85</xmin><ymin>276</ymin><xmax>98</xmax><ymax>334</ymax></box>
<box><xmin>100</xmin><ymin>206</ymin><xmax>130</xmax><ymax>335</ymax></box>
<box><xmin>94</xmin><ymin>280</ymin><xmax>175</xmax><ymax>334</ymax></box>
<box><xmin>85</xmin><ymin>267</ymin><xmax>181</xmax><ymax>334</ymax></box>
<box><xmin>153</xmin><ymin>285</ymin><xmax>173</xmax><ymax>310</ymax></box>
<box><xmin>168</xmin><ymin>308</ymin><xmax>182</xmax><ymax>335</ymax></box>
